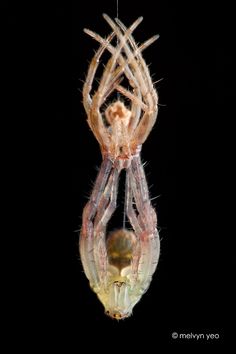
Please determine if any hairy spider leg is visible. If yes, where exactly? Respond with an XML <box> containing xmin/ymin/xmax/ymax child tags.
<box><xmin>92</xmin><ymin>167</ymin><xmax>120</xmax><ymax>286</ymax></box>
<box><xmin>83</xmin><ymin>31</ymin><xmax>115</xmax><ymax>115</ymax></box>
<box><xmin>80</xmin><ymin>158</ymin><xmax>113</xmax><ymax>289</ymax></box>
<box><xmin>125</xmin><ymin>165</ymin><xmax>142</xmax><ymax>287</ymax></box>
<box><xmin>129</xmin><ymin>155</ymin><xmax>160</xmax><ymax>290</ymax></box>
<box><xmin>83</xmin><ymin>31</ymin><xmax>115</xmax><ymax>149</ymax></box>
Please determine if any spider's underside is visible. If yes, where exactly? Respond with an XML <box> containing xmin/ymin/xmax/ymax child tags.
<box><xmin>80</xmin><ymin>14</ymin><xmax>160</xmax><ymax>319</ymax></box>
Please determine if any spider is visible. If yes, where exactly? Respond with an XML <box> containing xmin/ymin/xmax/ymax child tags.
<box><xmin>80</xmin><ymin>14</ymin><xmax>160</xmax><ymax>319</ymax></box>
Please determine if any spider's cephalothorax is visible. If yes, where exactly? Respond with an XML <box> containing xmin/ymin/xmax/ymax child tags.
<box><xmin>105</xmin><ymin>101</ymin><xmax>132</xmax><ymax>163</ymax></box>
<box><xmin>80</xmin><ymin>14</ymin><xmax>160</xmax><ymax>319</ymax></box>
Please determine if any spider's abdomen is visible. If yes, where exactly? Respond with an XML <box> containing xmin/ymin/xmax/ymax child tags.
<box><xmin>106</xmin><ymin>229</ymin><xmax>136</xmax><ymax>272</ymax></box>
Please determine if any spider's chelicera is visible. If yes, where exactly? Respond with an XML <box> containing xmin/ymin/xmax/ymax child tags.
<box><xmin>80</xmin><ymin>14</ymin><xmax>160</xmax><ymax>319</ymax></box>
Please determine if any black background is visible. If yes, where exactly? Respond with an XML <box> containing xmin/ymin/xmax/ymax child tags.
<box><xmin>3</xmin><ymin>0</ymin><xmax>234</xmax><ymax>348</ymax></box>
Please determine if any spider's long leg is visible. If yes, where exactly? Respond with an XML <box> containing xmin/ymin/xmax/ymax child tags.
<box><xmin>125</xmin><ymin>167</ymin><xmax>142</xmax><ymax>288</ymax></box>
<box><xmin>104</xmin><ymin>16</ymin><xmax>158</xmax><ymax>145</ymax></box>
<box><xmin>91</xmin><ymin>166</ymin><xmax>120</xmax><ymax>286</ymax></box>
<box><xmin>125</xmin><ymin>168</ymin><xmax>143</xmax><ymax>235</ymax></box>
<box><xmin>80</xmin><ymin>158</ymin><xmax>113</xmax><ymax>289</ymax></box>
<box><xmin>128</xmin><ymin>166</ymin><xmax>146</xmax><ymax>232</ymax></box>
<box><xmin>83</xmin><ymin>31</ymin><xmax>115</xmax><ymax>115</ymax></box>
<box><xmin>131</xmin><ymin>155</ymin><xmax>156</xmax><ymax>229</ymax></box>
<box><xmin>82</xmin><ymin>31</ymin><xmax>116</xmax><ymax>150</ymax></box>
<box><xmin>93</xmin><ymin>167</ymin><xmax>119</xmax><ymax>232</ymax></box>
<box><xmin>129</xmin><ymin>155</ymin><xmax>160</xmax><ymax>290</ymax></box>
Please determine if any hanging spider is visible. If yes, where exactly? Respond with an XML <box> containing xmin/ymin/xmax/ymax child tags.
<box><xmin>80</xmin><ymin>14</ymin><xmax>160</xmax><ymax>319</ymax></box>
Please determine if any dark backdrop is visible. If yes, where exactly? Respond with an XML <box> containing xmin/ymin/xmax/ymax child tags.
<box><xmin>3</xmin><ymin>0</ymin><xmax>233</xmax><ymax>348</ymax></box>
